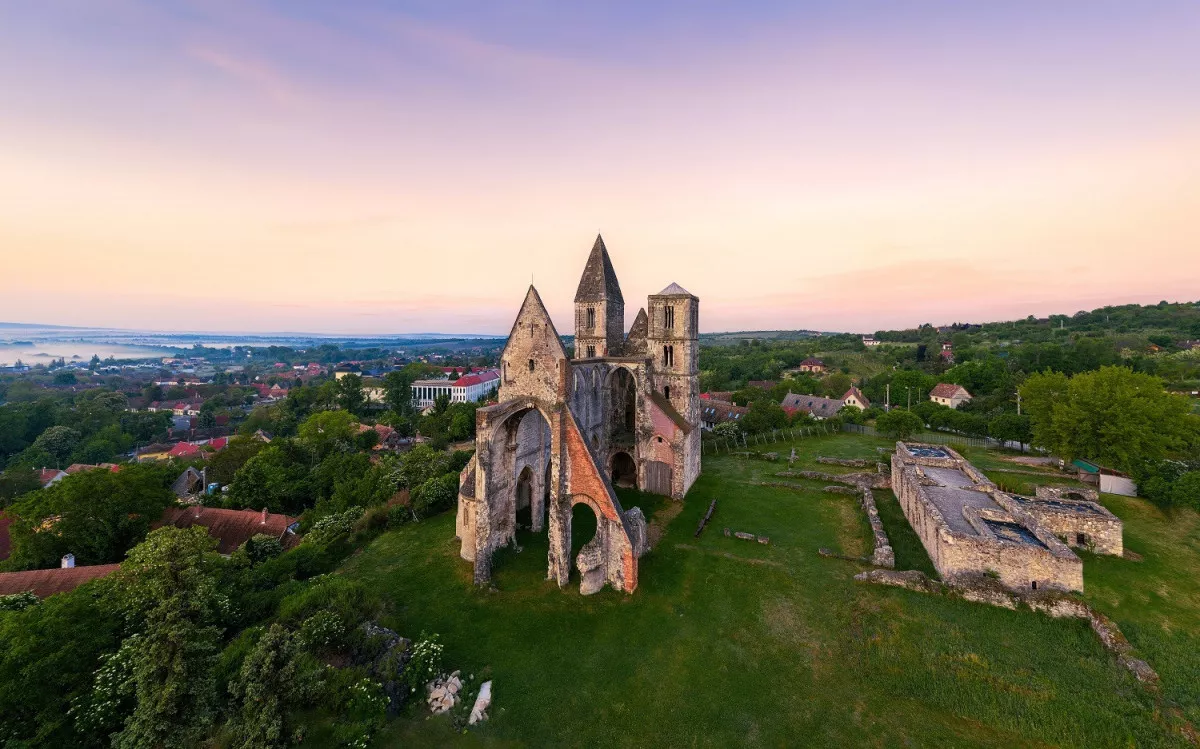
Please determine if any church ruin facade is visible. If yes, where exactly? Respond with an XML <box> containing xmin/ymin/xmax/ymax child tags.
<box><xmin>454</xmin><ymin>235</ymin><xmax>701</xmax><ymax>594</ymax></box>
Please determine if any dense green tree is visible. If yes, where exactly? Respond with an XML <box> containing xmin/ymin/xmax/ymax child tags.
<box><xmin>31</xmin><ymin>425</ymin><xmax>82</xmax><ymax>466</ymax></box>
<box><xmin>111</xmin><ymin>527</ymin><xmax>225</xmax><ymax>749</ymax></box>
<box><xmin>227</xmin><ymin>443</ymin><xmax>313</xmax><ymax>515</ymax></box>
<box><xmin>336</xmin><ymin>374</ymin><xmax>366</xmax><ymax>416</ymax></box>
<box><xmin>227</xmin><ymin>624</ymin><xmax>317</xmax><ymax>749</ymax></box>
<box><xmin>0</xmin><ymin>578</ymin><xmax>122</xmax><ymax>746</ymax></box>
<box><xmin>205</xmin><ymin>436</ymin><xmax>265</xmax><ymax>487</ymax></box>
<box><xmin>988</xmin><ymin>413</ymin><xmax>1033</xmax><ymax>446</ymax></box>
<box><xmin>876</xmin><ymin>409</ymin><xmax>924</xmax><ymax>440</ymax></box>
<box><xmin>1021</xmin><ymin>367</ymin><xmax>1197</xmax><ymax>472</ymax></box>
<box><xmin>5</xmin><ymin>464</ymin><xmax>175</xmax><ymax>570</ymax></box>
<box><xmin>297</xmin><ymin>410</ymin><xmax>357</xmax><ymax>458</ymax></box>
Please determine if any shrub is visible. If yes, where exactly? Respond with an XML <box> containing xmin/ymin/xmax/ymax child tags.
<box><xmin>399</xmin><ymin>632</ymin><xmax>444</xmax><ymax>698</ymax></box>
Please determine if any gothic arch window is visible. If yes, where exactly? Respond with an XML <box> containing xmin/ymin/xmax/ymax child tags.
<box><xmin>586</xmin><ymin>345</ymin><xmax>595</xmax><ymax>358</ymax></box>
<box><xmin>586</xmin><ymin>307</ymin><xmax>595</xmax><ymax>330</ymax></box>
<box><xmin>662</xmin><ymin>345</ymin><xmax>674</xmax><ymax>368</ymax></box>
<box><xmin>665</xmin><ymin>305</ymin><xmax>675</xmax><ymax>330</ymax></box>
<box><xmin>664</xmin><ymin>385</ymin><xmax>671</xmax><ymax>400</ymax></box>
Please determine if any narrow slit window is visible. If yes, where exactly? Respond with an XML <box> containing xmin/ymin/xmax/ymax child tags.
<box><xmin>586</xmin><ymin>307</ymin><xmax>595</xmax><ymax>330</ymax></box>
<box><xmin>528</xmin><ymin>359</ymin><xmax>535</xmax><ymax>372</ymax></box>
<box><xmin>665</xmin><ymin>305</ymin><xmax>675</xmax><ymax>330</ymax></box>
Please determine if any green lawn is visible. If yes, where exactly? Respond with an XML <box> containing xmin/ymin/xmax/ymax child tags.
<box><xmin>333</xmin><ymin>434</ymin><xmax>1197</xmax><ymax>747</ymax></box>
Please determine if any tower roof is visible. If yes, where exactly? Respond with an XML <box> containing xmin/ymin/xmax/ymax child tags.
<box><xmin>574</xmin><ymin>234</ymin><xmax>624</xmax><ymax>304</ymax></box>
<box><xmin>655</xmin><ymin>282</ymin><xmax>693</xmax><ymax>297</ymax></box>
<box><xmin>504</xmin><ymin>285</ymin><xmax>568</xmax><ymax>361</ymax></box>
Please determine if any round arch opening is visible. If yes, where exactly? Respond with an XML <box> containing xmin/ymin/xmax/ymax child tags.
<box><xmin>611</xmin><ymin>451</ymin><xmax>637</xmax><ymax>488</ymax></box>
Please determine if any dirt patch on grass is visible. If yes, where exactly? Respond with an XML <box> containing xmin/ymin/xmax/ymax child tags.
<box><xmin>762</xmin><ymin>597</ymin><xmax>824</xmax><ymax>666</ymax></box>
<box><xmin>674</xmin><ymin>543</ymin><xmax>786</xmax><ymax>568</ymax></box>
<box><xmin>648</xmin><ymin>500</ymin><xmax>684</xmax><ymax>548</ymax></box>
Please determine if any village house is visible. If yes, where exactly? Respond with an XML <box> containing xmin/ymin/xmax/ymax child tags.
<box><xmin>154</xmin><ymin>506</ymin><xmax>301</xmax><ymax>555</ymax></box>
<box><xmin>862</xmin><ymin>335</ymin><xmax>880</xmax><ymax>347</ymax></box>
<box><xmin>700</xmin><ymin>400</ymin><xmax>748</xmax><ymax>431</ymax></box>
<box><xmin>794</xmin><ymin>357</ymin><xmax>827</xmax><ymax>374</ymax></box>
<box><xmin>37</xmin><ymin>468</ymin><xmax>66</xmax><ymax>488</ymax></box>
<box><xmin>842</xmin><ymin>386</ymin><xmax>871</xmax><ymax>410</ymax></box>
<box><xmin>780</xmin><ymin>392</ymin><xmax>845</xmax><ymax>420</ymax></box>
<box><xmin>930</xmin><ymin>382</ymin><xmax>972</xmax><ymax>409</ymax></box>
<box><xmin>0</xmin><ymin>556</ymin><xmax>121</xmax><ymax>599</ymax></box>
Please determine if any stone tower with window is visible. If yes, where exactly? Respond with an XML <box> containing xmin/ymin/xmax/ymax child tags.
<box><xmin>454</xmin><ymin>233</ymin><xmax>700</xmax><ymax>597</ymax></box>
<box><xmin>573</xmin><ymin>235</ymin><xmax>625</xmax><ymax>359</ymax></box>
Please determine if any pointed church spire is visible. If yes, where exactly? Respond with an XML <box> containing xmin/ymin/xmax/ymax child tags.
<box><xmin>574</xmin><ymin>233</ymin><xmax>624</xmax><ymax>304</ymax></box>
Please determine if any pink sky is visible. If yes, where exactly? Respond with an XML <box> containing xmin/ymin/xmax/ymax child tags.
<box><xmin>1</xmin><ymin>2</ymin><xmax>1198</xmax><ymax>335</ymax></box>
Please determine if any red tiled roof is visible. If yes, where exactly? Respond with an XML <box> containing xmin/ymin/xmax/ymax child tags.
<box><xmin>38</xmin><ymin>469</ymin><xmax>65</xmax><ymax>486</ymax></box>
<box><xmin>454</xmin><ymin>370</ymin><xmax>500</xmax><ymax>388</ymax></box>
<box><xmin>208</xmin><ymin>437</ymin><xmax>229</xmax><ymax>451</ymax></box>
<box><xmin>153</xmin><ymin>506</ymin><xmax>299</xmax><ymax>554</ymax></box>
<box><xmin>930</xmin><ymin>383</ymin><xmax>970</xmax><ymax>399</ymax></box>
<box><xmin>167</xmin><ymin>442</ymin><xmax>202</xmax><ymax>459</ymax></box>
<box><xmin>843</xmin><ymin>387</ymin><xmax>871</xmax><ymax>409</ymax></box>
<box><xmin>0</xmin><ymin>563</ymin><xmax>120</xmax><ymax>598</ymax></box>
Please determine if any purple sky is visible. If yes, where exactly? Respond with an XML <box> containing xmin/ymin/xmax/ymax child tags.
<box><xmin>2</xmin><ymin>1</ymin><xmax>1198</xmax><ymax>334</ymax></box>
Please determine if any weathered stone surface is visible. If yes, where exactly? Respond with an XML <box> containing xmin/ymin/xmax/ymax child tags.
<box><xmin>816</xmin><ymin>456</ymin><xmax>871</xmax><ymax>467</ymax></box>
<box><xmin>891</xmin><ymin>442</ymin><xmax>1083</xmax><ymax>593</ymax></box>
<box><xmin>456</xmin><ymin>238</ymin><xmax>702</xmax><ymax>596</ymax></box>
<box><xmin>469</xmin><ymin>680</ymin><xmax>493</xmax><ymax>725</ymax></box>
<box><xmin>854</xmin><ymin>568</ymin><xmax>944</xmax><ymax>594</ymax></box>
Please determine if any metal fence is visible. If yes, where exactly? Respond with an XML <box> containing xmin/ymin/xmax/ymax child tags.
<box><xmin>701</xmin><ymin>422</ymin><xmax>1033</xmax><ymax>456</ymax></box>
<box><xmin>841</xmin><ymin>422</ymin><xmax>1031</xmax><ymax>452</ymax></box>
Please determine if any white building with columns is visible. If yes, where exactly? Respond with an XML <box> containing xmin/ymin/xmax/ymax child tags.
<box><xmin>411</xmin><ymin>369</ymin><xmax>500</xmax><ymax>409</ymax></box>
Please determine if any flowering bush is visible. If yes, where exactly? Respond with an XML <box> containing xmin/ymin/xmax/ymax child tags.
<box><xmin>298</xmin><ymin>609</ymin><xmax>346</xmax><ymax>650</ymax></box>
<box><xmin>304</xmin><ymin>507</ymin><xmax>365</xmax><ymax>546</ymax></box>
<box><xmin>400</xmin><ymin>632</ymin><xmax>445</xmax><ymax>696</ymax></box>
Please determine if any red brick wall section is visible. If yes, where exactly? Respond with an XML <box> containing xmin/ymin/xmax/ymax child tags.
<box><xmin>562</xmin><ymin>410</ymin><xmax>637</xmax><ymax>593</ymax></box>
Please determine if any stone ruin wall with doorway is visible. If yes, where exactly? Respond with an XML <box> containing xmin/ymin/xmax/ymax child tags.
<box><xmin>454</xmin><ymin>235</ymin><xmax>700</xmax><ymax>596</ymax></box>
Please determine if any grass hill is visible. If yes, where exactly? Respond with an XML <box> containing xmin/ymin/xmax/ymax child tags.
<box><xmin>323</xmin><ymin>434</ymin><xmax>1199</xmax><ymax>746</ymax></box>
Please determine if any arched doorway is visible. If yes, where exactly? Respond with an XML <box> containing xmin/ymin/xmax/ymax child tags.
<box><xmin>515</xmin><ymin>466</ymin><xmax>534</xmax><ymax>529</ymax></box>
<box><xmin>611</xmin><ymin>451</ymin><xmax>636</xmax><ymax>488</ymax></box>
<box><xmin>609</xmin><ymin>367</ymin><xmax>636</xmax><ymax>438</ymax></box>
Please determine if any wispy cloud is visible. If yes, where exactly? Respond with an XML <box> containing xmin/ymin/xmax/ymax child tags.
<box><xmin>187</xmin><ymin>44</ymin><xmax>303</xmax><ymax>107</ymax></box>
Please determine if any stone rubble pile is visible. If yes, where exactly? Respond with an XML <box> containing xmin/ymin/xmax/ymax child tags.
<box><xmin>426</xmin><ymin>671</ymin><xmax>463</xmax><ymax>714</ymax></box>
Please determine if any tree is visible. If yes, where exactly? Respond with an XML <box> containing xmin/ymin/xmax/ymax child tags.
<box><xmin>297</xmin><ymin>410</ymin><xmax>357</xmax><ymax>458</ymax></box>
<box><xmin>5</xmin><ymin>464</ymin><xmax>175</xmax><ymax>570</ymax></box>
<box><xmin>988</xmin><ymin>413</ymin><xmax>1032</xmax><ymax>446</ymax></box>
<box><xmin>31</xmin><ymin>425</ymin><xmax>82</xmax><ymax>466</ymax></box>
<box><xmin>1020</xmin><ymin>366</ymin><xmax>1197</xmax><ymax>472</ymax></box>
<box><xmin>382</xmin><ymin>371</ymin><xmax>414</xmax><ymax>415</ymax></box>
<box><xmin>227</xmin><ymin>443</ymin><xmax>313</xmax><ymax>515</ymax></box>
<box><xmin>111</xmin><ymin>527</ymin><xmax>225</xmax><ymax>749</ymax></box>
<box><xmin>0</xmin><ymin>579</ymin><xmax>122</xmax><ymax>746</ymax></box>
<box><xmin>397</xmin><ymin>444</ymin><xmax>450</xmax><ymax>490</ymax></box>
<box><xmin>876</xmin><ymin>409</ymin><xmax>924</xmax><ymax>440</ymax></box>
<box><xmin>822</xmin><ymin>373</ymin><xmax>853</xmax><ymax>399</ymax></box>
<box><xmin>228</xmin><ymin>624</ymin><xmax>316</xmax><ymax>749</ymax></box>
<box><xmin>143</xmin><ymin>383</ymin><xmax>165</xmax><ymax>403</ymax></box>
<box><xmin>204</xmin><ymin>436</ymin><xmax>264</xmax><ymax>487</ymax></box>
<box><xmin>337</xmin><ymin>374</ymin><xmax>365</xmax><ymax>416</ymax></box>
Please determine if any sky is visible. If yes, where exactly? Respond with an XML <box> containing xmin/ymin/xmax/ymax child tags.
<box><xmin>1</xmin><ymin>1</ymin><xmax>1198</xmax><ymax>336</ymax></box>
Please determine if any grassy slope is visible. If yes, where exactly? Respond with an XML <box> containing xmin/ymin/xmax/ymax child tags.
<box><xmin>334</xmin><ymin>435</ymin><xmax>1195</xmax><ymax>748</ymax></box>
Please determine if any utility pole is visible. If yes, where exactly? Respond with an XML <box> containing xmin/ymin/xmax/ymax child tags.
<box><xmin>885</xmin><ymin>383</ymin><xmax>890</xmax><ymax>412</ymax></box>
<box><xmin>1015</xmin><ymin>390</ymin><xmax>1022</xmax><ymax>416</ymax></box>
<box><xmin>906</xmin><ymin>387</ymin><xmax>912</xmax><ymax>409</ymax></box>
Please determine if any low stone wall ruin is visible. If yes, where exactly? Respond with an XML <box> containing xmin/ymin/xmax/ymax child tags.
<box><xmin>855</xmin><ymin>569</ymin><xmax>1158</xmax><ymax>686</ymax></box>
<box><xmin>891</xmin><ymin>443</ymin><xmax>1083</xmax><ymax>593</ymax></box>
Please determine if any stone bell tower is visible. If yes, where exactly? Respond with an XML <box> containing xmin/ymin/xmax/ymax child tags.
<box><xmin>573</xmin><ymin>234</ymin><xmax>625</xmax><ymax>359</ymax></box>
<box><xmin>646</xmin><ymin>282</ymin><xmax>699</xmax><ymax>424</ymax></box>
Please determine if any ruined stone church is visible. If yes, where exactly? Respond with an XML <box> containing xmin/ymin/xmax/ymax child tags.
<box><xmin>454</xmin><ymin>235</ymin><xmax>701</xmax><ymax>595</ymax></box>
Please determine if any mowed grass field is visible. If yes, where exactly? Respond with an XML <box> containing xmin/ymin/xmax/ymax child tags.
<box><xmin>334</xmin><ymin>435</ymin><xmax>1199</xmax><ymax>747</ymax></box>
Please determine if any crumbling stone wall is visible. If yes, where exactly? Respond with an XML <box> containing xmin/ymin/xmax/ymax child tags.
<box><xmin>891</xmin><ymin>443</ymin><xmax>1083</xmax><ymax>593</ymax></box>
<box><xmin>1008</xmin><ymin>486</ymin><xmax>1124</xmax><ymax>556</ymax></box>
<box><xmin>455</xmin><ymin>239</ymin><xmax>700</xmax><ymax>596</ymax></box>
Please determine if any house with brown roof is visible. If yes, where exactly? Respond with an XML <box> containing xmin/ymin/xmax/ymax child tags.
<box><xmin>153</xmin><ymin>506</ymin><xmax>300</xmax><ymax>554</ymax></box>
<box><xmin>700</xmin><ymin>400</ymin><xmax>748</xmax><ymax>431</ymax></box>
<box><xmin>781</xmin><ymin>392</ymin><xmax>845</xmax><ymax>420</ymax></box>
<box><xmin>794</xmin><ymin>358</ymin><xmax>826</xmax><ymax>374</ymax></box>
<box><xmin>842</xmin><ymin>386</ymin><xmax>871</xmax><ymax>410</ymax></box>
<box><xmin>930</xmin><ymin>383</ymin><xmax>972</xmax><ymax>409</ymax></box>
<box><xmin>37</xmin><ymin>468</ymin><xmax>66</xmax><ymax>488</ymax></box>
<box><xmin>0</xmin><ymin>558</ymin><xmax>120</xmax><ymax>599</ymax></box>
